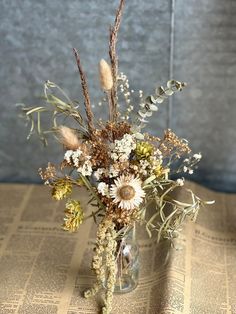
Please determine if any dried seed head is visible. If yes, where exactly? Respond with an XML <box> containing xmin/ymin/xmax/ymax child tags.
<box><xmin>57</xmin><ymin>125</ymin><xmax>81</xmax><ymax>150</ymax></box>
<box><xmin>99</xmin><ymin>59</ymin><xmax>113</xmax><ymax>91</ymax></box>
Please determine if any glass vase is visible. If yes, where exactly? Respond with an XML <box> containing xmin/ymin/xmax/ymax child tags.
<box><xmin>114</xmin><ymin>226</ymin><xmax>139</xmax><ymax>294</ymax></box>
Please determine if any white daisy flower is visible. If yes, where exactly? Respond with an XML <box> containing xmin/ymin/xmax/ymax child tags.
<box><xmin>110</xmin><ymin>174</ymin><xmax>145</xmax><ymax>210</ymax></box>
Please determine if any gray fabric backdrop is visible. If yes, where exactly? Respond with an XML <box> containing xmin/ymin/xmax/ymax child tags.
<box><xmin>1</xmin><ymin>0</ymin><xmax>236</xmax><ymax>192</ymax></box>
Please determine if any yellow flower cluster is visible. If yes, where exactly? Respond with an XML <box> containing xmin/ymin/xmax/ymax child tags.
<box><xmin>153</xmin><ymin>163</ymin><xmax>169</xmax><ymax>179</ymax></box>
<box><xmin>63</xmin><ymin>200</ymin><xmax>84</xmax><ymax>232</ymax></box>
<box><xmin>51</xmin><ymin>179</ymin><xmax>72</xmax><ymax>200</ymax></box>
<box><xmin>135</xmin><ymin>141</ymin><xmax>154</xmax><ymax>160</ymax></box>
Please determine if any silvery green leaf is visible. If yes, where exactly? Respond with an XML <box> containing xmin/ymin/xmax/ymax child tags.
<box><xmin>157</xmin><ymin>86</ymin><xmax>166</xmax><ymax>96</ymax></box>
<box><xmin>165</xmin><ymin>88</ymin><xmax>174</xmax><ymax>96</ymax></box>
<box><xmin>150</xmin><ymin>95</ymin><xmax>157</xmax><ymax>104</ymax></box>
<box><xmin>175</xmin><ymin>81</ymin><xmax>182</xmax><ymax>90</ymax></box>
<box><xmin>134</xmin><ymin>132</ymin><xmax>144</xmax><ymax>140</ymax></box>
<box><xmin>169</xmin><ymin>80</ymin><xmax>181</xmax><ymax>91</ymax></box>
<box><xmin>138</xmin><ymin>117</ymin><xmax>149</xmax><ymax>123</ymax></box>
<box><xmin>143</xmin><ymin>175</ymin><xmax>156</xmax><ymax>186</ymax></box>
<box><xmin>167</xmin><ymin>80</ymin><xmax>176</xmax><ymax>89</ymax></box>
<box><xmin>156</xmin><ymin>96</ymin><xmax>164</xmax><ymax>103</ymax></box>
<box><xmin>149</xmin><ymin>104</ymin><xmax>158</xmax><ymax>111</ymax></box>
<box><xmin>145</xmin><ymin>96</ymin><xmax>152</xmax><ymax>105</ymax></box>
<box><xmin>138</xmin><ymin>110</ymin><xmax>147</xmax><ymax>118</ymax></box>
<box><xmin>204</xmin><ymin>200</ymin><xmax>215</xmax><ymax>205</ymax></box>
<box><xmin>139</xmin><ymin>103</ymin><xmax>145</xmax><ymax>108</ymax></box>
<box><xmin>146</xmin><ymin>111</ymin><xmax>153</xmax><ymax>117</ymax></box>
<box><xmin>45</xmin><ymin>80</ymin><xmax>57</xmax><ymax>88</ymax></box>
<box><xmin>131</xmin><ymin>125</ymin><xmax>141</xmax><ymax>133</ymax></box>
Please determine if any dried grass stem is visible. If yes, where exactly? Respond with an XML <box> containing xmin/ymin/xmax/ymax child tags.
<box><xmin>109</xmin><ymin>0</ymin><xmax>125</xmax><ymax>122</ymax></box>
<box><xmin>73</xmin><ymin>48</ymin><xmax>94</xmax><ymax>132</ymax></box>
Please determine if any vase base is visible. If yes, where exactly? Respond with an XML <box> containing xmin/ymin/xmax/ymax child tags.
<box><xmin>114</xmin><ymin>275</ymin><xmax>138</xmax><ymax>294</ymax></box>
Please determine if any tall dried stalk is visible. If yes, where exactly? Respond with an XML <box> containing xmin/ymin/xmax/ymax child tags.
<box><xmin>109</xmin><ymin>0</ymin><xmax>125</xmax><ymax>122</ymax></box>
<box><xmin>73</xmin><ymin>48</ymin><xmax>94</xmax><ymax>132</ymax></box>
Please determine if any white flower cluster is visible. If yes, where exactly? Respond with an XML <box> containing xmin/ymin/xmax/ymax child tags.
<box><xmin>176</xmin><ymin>178</ymin><xmax>185</xmax><ymax>186</ymax></box>
<box><xmin>183</xmin><ymin>166</ymin><xmax>193</xmax><ymax>174</ymax></box>
<box><xmin>139</xmin><ymin>160</ymin><xmax>150</xmax><ymax>176</ymax></box>
<box><xmin>94</xmin><ymin>166</ymin><xmax>119</xmax><ymax>181</ymax></box>
<box><xmin>109</xmin><ymin>166</ymin><xmax>119</xmax><ymax>178</ymax></box>
<box><xmin>183</xmin><ymin>152</ymin><xmax>202</xmax><ymax>175</ymax></box>
<box><xmin>110</xmin><ymin>133</ymin><xmax>136</xmax><ymax>162</ymax></box>
<box><xmin>64</xmin><ymin>149</ymin><xmax>83</xmax><ymax>166</ymax></box>
<box><xmin>138</xmin><ymin>155</ymin><xmax>163</xmax><ymax>176</ymax></box>
<box><xmin>64</xmin><ymin>149</ymin><xmax>93</xmax><ymax>176</ymax></box>
<box><xmin>78</xmin><ymin>159</ymin><xmax>93</xmax><ymax>176</ymax></box>
<box><xmin>97</xmin><ymin>182</ymin><xmax>109</xmax><ymax>197</ymax></box>
<box><xmin>193</xmin><ymin>153</ymin><xmax>202</xmax><ymax>160</ymax></box>
<box><xmin>93</xmin><ymin>168</ymin><xmax>107</xmax><ymax>180</ymax></box>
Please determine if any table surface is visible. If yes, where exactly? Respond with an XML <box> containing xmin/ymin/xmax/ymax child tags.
<box><xmin>0</xmin><ymin>182</ymin><xmax>236</xmax><ymax>314</ymax></box>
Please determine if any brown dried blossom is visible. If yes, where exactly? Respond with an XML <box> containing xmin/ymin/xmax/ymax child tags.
<box><xmin>95</xmin><ymin>121</ymin><xmax>131</xmax><ymax>141</ymax></box>
<box><xmin>99</xmin><ymin>195</ymin><xmax>140</xmax><ymax>226</ymax></box>
<box><xmin>38</xmin><ymin>163</ymin><xmax>57</xmax><ymax>181</ymax></box>
<box><xmin>158</xmin><ymin>129</ymin><xmax>191</xmax><ymax>158</ymax></box>
<box><xmin>89</xmin><ymin>139</ymin><xmax>110</xmax><ymax>168</ymax></box>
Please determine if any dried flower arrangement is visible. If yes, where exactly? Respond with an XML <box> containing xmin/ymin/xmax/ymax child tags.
<box><xmin>20</xmin><ymin>1</ymin><xmax>214</xmax><ymax>313</ymax></box>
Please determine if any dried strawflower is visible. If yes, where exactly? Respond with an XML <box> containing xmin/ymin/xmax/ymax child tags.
<box><xmin>110</xmin><ymin>174</ymin><xmax>145</xmax><ymax>210</ymax></box>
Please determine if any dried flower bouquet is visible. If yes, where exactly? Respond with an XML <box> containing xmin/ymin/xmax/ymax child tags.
<box><xmin>20</xmin><ymin>1</ymin><xmax>214</xmax><ymax>313</ymax></box>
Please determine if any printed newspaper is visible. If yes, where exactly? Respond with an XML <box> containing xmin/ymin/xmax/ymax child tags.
<box><xmin>0</xmin><ymin>182</ymin><xmax>235</xmax><ymax>313</ymax></box>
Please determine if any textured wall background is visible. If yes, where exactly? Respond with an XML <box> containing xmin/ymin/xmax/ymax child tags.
<box><xmin>0</xmin><ymin>0</ymin><xmax>236</xmax><ymax>192</ymax></box>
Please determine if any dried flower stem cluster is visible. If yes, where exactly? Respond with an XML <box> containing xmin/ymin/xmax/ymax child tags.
<box><xmin>84</xmin><ymin>218</ymin><xmax>117</xmax><ymax>314</ymax></box>
<box><xmin>20</xmin><ymin>1</ymin><xmax>214</xmax><ymax>313</ymax></box>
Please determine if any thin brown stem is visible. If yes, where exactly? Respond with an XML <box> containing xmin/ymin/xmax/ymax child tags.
<box><xmin>109</xmin><ymin>0</ymin><xmax>125</xmax><ymax>122</ymax></box>
<box><xmin>106</xmin><ymin>90</ymin><xmax>113</xmax><ymax>121</ymax></box>
<box><xmin>73</xmin><ymin>48</ymin><xmax>94</xmax><ymax>132</ymax></box>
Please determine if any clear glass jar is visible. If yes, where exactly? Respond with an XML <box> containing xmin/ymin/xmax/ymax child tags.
<box><xmin>114</xmin><ymin>227</ymin><xmax>139</xmax><ymax>294</ymax></box>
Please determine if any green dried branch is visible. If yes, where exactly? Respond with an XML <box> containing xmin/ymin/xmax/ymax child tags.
<box><xmin>142</xmin><ymin>179</ymin><xmax>214</xmax><ymax>242</ymax></box>
<box><xmin>19</xmin><ymin>81</ymin><xmax>87</xmax><ymax>145</ymax></box>
<box><xmin>137</xmin><ymin>80</ymin><xmax>187</xmax><ymax>124</ymax></box>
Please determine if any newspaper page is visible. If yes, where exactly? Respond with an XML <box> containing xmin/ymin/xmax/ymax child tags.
<box><xmin>0</xmin><ymin>182</ymin><xmax>235</xmax><ymax>313</ymax></box>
